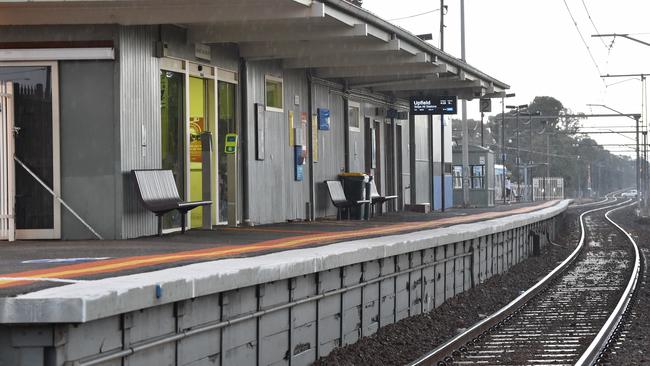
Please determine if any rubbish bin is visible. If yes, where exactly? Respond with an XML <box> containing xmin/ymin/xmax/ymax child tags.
<box><xmin>338</xmin><ymin>172</ymin><xmax>369</xmax><ymax>219</ymax></box>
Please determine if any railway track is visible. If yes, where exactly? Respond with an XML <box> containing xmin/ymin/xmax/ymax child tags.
<box><xmin>410</xmin><ymin>196</ymin><xmax>641</xmax><ymax>366</ymax></box>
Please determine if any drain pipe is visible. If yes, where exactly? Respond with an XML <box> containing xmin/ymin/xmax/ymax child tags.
<box><xmin>343</xmin><ymin>84</ymin><xmax>350</xmax><ymax>172</ymax></box>
<box><xmin>240</xmin><ymin>58</ymin><xmax>250</xmax><ymax>225</ymax></box>
<box><xmin>307</xmin><ymin>70</ymin><xmax>315</xmax><ymax>220</ymax></box>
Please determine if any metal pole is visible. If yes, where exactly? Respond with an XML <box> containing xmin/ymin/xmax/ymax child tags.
<box><xmin>529</xmin><ymin>115</ymin><xmax>534</xmax><ymax>201</ymax></box>
<box><xmin>441</xmin><ymin>113</ymin><xmax>445</xmax><ymax>212</ymax></box>
<box><xmin>460</xmin><ymin>0</ymin><xmax>469</xmax><ymax>207</ymax></box>
<box><xmin>642</xmin><ymin>131</ymin><xmax>648</xmax><ymax>207</ymax></box>
<box><xmin>516</xmin><ymin>109</ymin><xmax>520</xmax><ymax>199</ymax></box>
<box><xmin>14</xmin><ymin>156</ymin><xmax>103</xmax><ymax>239</ymax></box>
<box><xmin>578</xmin><ymin>156</ymin><xmax>582</xmax><ymax>199</ymax></box>
<box><xmin>545</xmin><ymin>134</ymin><xmax>549</xmax><ymax>201</ymax></box>
<box><xmin>634</xmin><ymin>117</ymin><xmax>641</xmax><ymax>197</ymax></box>
<box><xmin>501</xmin><ymin>98</ymin><xmax>506</xmax><ymax>204</ymax></box>
<box><xmin>481</xmin><ymin>112</ymin><xmax>485</xmax><ymax>147</ymax></box>
<box><xmin>440</xmin><ymin>0</ymin><xmax>445</xmax><ymax>51</ymax></box>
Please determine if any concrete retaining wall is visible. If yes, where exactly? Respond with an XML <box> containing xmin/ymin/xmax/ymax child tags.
<box><xmin>0</xmin><ymin>200</ymin><xmax>568</xmax><ymax>366</ymax></box>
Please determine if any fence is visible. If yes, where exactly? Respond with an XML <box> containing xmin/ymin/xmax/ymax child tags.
<box><xmin>533</xmin><ymin>177</ymin><xmax>564</xmax><ymax>201</ymax></box>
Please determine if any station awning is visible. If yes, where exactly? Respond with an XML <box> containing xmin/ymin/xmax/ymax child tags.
<box><xmin>0</xmin><ymin>0</ymin><xmax>509</xmax><ymax>99</ymax></box>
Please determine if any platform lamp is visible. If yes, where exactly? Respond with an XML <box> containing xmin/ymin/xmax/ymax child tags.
<box><xmin>500</xmin><ymin>93</ymin><xmax>516</xmax><ymax>204</ymax></box>
<box><xmin>506</xmin><ymin>103</ymin><xmax>528</xmax><ymax>200</ymax></box>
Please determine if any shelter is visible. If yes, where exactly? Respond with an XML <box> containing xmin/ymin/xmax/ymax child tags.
<box><xmin>452</xmin><ymin>144</ymin><xmax>495</xmax><ymax>207</ymax></box>
<box><xmin>0</xmin><ymin>0</ymin><xmax>508</xmax><ymax>240</ymax></box>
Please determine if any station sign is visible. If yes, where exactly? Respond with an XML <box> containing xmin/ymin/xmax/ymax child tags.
<box><xmin>410</xmin><ymin>96</ymin><xmax>457</xmax><ymax>115</ymax></box>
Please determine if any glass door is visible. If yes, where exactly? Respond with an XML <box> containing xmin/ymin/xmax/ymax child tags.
<box><xmin>217</xmin><ymin>81</ymin><xmax>236</xmax><ymax>223</ymax></box>
<box><xmin>0</xmin><ymin>81</ymin><xmax>15</xmax><ymax>241</ymax></box>
<box><xmin>160</xmin><ymin>69</ymin><xmax>186</xmax><ymax>230</ymax></box>
<box><xmin>188</xmin><ymin>76</ymin><xmax>215</xmax><ymax>229</ymax></box>
<box><xmin>0</xmin><ymin>63</ymin><xmax>60</xmax><ymax>240</ymax></box>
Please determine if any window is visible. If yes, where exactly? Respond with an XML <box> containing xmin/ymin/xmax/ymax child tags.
<box><xmin>453</xmin><ymin>166</ymin><xmax>463</xmax><ymax>189</ymax></box>
<box><xmin>471</xmin><ymin>165</ymin><xmax>485</xmax><ymax>189</ymax></box>
<box><xmin>265</xmin><ymin>75</ymin><xmax>283</xmax><ymax>112</ymax></box>
<box><xmin>348</xmin><ymin>101</ymin><xmax>361</xmax><ymax>131</ymax></box>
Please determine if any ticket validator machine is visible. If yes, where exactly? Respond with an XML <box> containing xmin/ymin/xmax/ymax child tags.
<box><xmin>200</xmin><ymin>131</ymin><xmax>213</xmax><ymax>230</ymax></box>
<box><xmin>224</xmin><ymin>133</ymin><xmax>238</xmax><ymax>227</ymax></box>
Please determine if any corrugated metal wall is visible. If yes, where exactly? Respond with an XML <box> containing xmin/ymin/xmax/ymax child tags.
<box><xmin>313</xmin><ymin>83</ymin><xmax>345</xmax><ymax>218</ymax></box>
<box><xmin>398</xmin><ymin>119</ymin><xmax>411</xmax><ymax>207</ymax></box>
<box><xmin>348</xmin><ymin>99</ymin><xmax>365</xmax><ymax>173</ymax></box>
<box><xmin>118</xmin><ymin>26</ymin><xmax>161</xmax><ymax>238</ymax></box>
<box><xmin>245</xmin><ymin>61</ymin><xmax>310</xmax><ymax>225</ymax></box>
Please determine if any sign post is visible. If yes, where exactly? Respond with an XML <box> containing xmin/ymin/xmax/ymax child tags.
<box><xmin>410</xmin><ymin>96</ymin><xmax>458</xmax><ymax>211</ymax></box>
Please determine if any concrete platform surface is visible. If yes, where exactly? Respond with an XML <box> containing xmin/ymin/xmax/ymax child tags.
<box><xmin>0</xmin><ymin>201</ymin><xmax>559</xmax><ymax>298</ymax></box>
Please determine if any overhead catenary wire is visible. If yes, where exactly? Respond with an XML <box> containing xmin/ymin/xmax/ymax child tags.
<box><xmin>562</xmin><ymin>0</ymin><xmax>605</xmax><ymax>83</ymax></box>
<box><xmin>388</xmin><ymin>8</ymin><xmax>440</xmax><ymax>22</ymax></box>
<box><xmin>580</xmin><ymin>0</ymin><xmax>610</xmax><ymax>50</ymax></box>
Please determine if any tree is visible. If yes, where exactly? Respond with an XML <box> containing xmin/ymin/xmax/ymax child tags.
<box><xmin>483</xmin><ymin>96</ymin><xmax>634</xmax><ymax>197</ymax></box>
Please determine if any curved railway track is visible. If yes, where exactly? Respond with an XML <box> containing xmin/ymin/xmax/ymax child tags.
<box><xmin>410</xmin><ymin>195</ymin><xmax>642</xmax><ymax>366</ymax></box>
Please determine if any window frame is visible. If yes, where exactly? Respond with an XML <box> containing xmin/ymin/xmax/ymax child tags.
<box><xmin>264</xmin><ymin>74</ymin><xmax>284</xmax><ymax>113</ymax></box>
<box><xmin>452</xmin><ymin>165</ymin><xmax>463</xmax><ymax>189</ymax></box>
<box><xmin>470</xmin><ymin>164</ymin><xmax>485</xmax><ymax>189</ymax></box>
<box><xmin>348</xmin><ymin>101</ymin><xmax>361</xmax><ymax>132</ymax></box>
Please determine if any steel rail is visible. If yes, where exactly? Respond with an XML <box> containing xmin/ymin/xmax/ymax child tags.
<box><xmin>575</xmin><ymin>200</ymin><xmax>642</xmax><ymax>365</ymax></box>
<box><xmin>409</xmin><ymin>197</ymin><xmax>630</xmax><ymax>366</ymax></box>
<box><xmin>570</xmin><ymin>189</ymin><xmax>627</xmax><ymax>208</ymax></box>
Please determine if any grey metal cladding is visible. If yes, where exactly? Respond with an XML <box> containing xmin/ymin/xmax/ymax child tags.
<box><xmin>313</xmin><ymin>82</ymin><xmax>345</xmax><ymax>218</ymax></box>
<box><xmin>60</xmin><ymin>60</ymin><xmax>117</xmax><ymax>240</ymax></box>
<box><xmin>245</xmin><ymin>61</ymin><xmax>311</xmax><ymax>225</ymax></box>
<box><xmin>119</xmin><ymin>26</ymin><xmax>161</xmax><ymax>238</ymax></box>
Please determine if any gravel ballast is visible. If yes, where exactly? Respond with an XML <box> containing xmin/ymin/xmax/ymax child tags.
<box><xmin>314</xmin><ymin>210</ymin><xmax>580</xmax><ymax>366</ymax></box>
<box><xmin>606</xmin><ymin>206</ymin><xmax>650</xmax><ymax>365</ymax></box>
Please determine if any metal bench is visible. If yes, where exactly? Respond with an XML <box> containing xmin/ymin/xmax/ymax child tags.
<box><xmin>132</xmin><ymin>169</ymin><xmax>211</xmax><ymax>236</ymax></box>
<box><xmin>369</xmin><ymin>179</ymin><xmax>398</xmax><ymax>216</ymax></box>
<box><xmin>324</xmin><ymin>180</ymin><xmax>370</xmax><ymax>220</ymax></box>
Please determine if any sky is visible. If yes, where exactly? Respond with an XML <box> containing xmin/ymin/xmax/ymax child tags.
<box><xmin>363</xmin><ymin>0</ymin><xmax>650</xmax><ymax>157</ymax></box>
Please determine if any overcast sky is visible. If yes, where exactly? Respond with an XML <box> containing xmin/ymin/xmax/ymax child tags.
<box><xmin>364</xmin><ymin>0</ymin><xmax>650</xmax><ymax>157</ymax></box>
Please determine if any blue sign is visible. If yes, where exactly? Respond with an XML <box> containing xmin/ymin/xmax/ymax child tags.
<box><xmin>410</xmin><ymin>96</ymin><xmax>458</xmax><ymax>115</ymax></box>
<box><xmin>318</xmin><ymin>108</ymin><xmax>330</xmax><ymax>130</ymax></box>
<box><xmin>294</xmin><ymin>145</ymin><xmax>305</xmax><ymax>181</ymax></box>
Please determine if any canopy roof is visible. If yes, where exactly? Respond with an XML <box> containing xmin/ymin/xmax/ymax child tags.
<box><xmin>0</xmin><ymin>0</ymin><xmax>510</xmax><ymax>100</ymax></box>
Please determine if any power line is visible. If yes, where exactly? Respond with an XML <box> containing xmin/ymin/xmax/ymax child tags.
<box><xmin>581</xmin><ymin>0</ymin><xmax>609</xmax><ymax>50</ymax></box>
<box><xmin>562</xmin><ymin>0</ymin><xmax>605</xmax><ymax>81</ymax></box>
<box><xmin>388</xmin><ymin>9</ymin><xmax>440</xmax><ymax>22</ymax></box>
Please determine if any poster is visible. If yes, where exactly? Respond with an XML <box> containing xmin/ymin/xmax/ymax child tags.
<box><xmin>288</xmin><ymin>111</ymin><xmax>294</xmax><ymax>146</ymax></box>
<box><xmin>189</xmin><ymin>117</ymin><xmax>204</xmax><ymax>163</ymax></box>
<box><xmin>301</xmin><ymin>112</ymin><xmax>308</xmax><ymax>155</ymax></box>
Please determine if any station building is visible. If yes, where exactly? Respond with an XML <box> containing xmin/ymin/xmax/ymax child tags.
<box><xmin>0</xmin><ymin>0</ymin><xmax>508</xmax><ymax>240</ymax></box>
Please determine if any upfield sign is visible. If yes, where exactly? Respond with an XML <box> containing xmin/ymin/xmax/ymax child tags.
<box><xmin>410</xmin><ymin>96</ymin><xmax>458</xmax><ymax>115</ymax></box>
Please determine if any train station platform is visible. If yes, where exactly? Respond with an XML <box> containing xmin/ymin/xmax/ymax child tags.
<box><xmin>0</xmin><ymin>200</ymin><xmax>559</xmax><ymax>298</ymax></box>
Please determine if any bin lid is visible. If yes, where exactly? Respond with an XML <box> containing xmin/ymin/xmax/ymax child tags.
<box><xmin>338</xmin><ymin>172</ymin><xmax>367</xmax><ymax>177</ymax></box>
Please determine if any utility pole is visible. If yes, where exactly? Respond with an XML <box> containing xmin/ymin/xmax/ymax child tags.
<box><xmin>460</xmin><ymin>0</ymin><xmax>470</xmax><ymax>208</ymax></box>
<box><xmin>440</xmin><ymin>0</ymin><xmax>445</xmax><ymax>51</ymax></box>
<box><xmin>439</xmin><ymin>0</ymin><xmax>447</xmax><ymax>211</ymax></box>
<box><xmin>600</xmin><ymin>73</ymin><xmax>648</xmax><ymax>201</ymax></box>
<box><xmin>545</xmin><ymin>133</ymin><xmax>550</xmax><ymax>200</ymax></box>
<box><xmin>501</xmin><ymin>93</ymin><xmax>515</xmax><ymax>204</ymax></box>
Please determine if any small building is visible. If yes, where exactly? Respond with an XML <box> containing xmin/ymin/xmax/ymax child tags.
<box><xmin>452</xmin><ymin>145</ymin><xmax>495</xmax><ymax>207</ymax></box>
<box><xmin>0</xmin><ymin>0</ymin><xmax>508</xmax><ymax>241</ymax></box>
